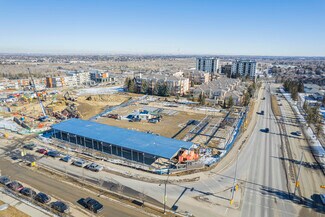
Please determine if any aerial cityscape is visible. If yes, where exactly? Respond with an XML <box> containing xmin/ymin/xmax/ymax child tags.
<box><xmin>0</xmin><ymin>0</ymin><xmax>325</xmax><ymax>217</ymax></box>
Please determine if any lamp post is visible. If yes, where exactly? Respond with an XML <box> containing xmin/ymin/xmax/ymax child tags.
<box><xmin>230</xmin><ymin>150</ymin><xmax>240</xmax><ymax>205</ymax></box>
<box><xmin>293</xmin><ymin>151</ymin><xmax>304</xmax><ymax>198</ymax></box>
<box><xmin>163</xmin><ymin>169</ymin><xmax>170</xmax><ymax>214</ymax></box>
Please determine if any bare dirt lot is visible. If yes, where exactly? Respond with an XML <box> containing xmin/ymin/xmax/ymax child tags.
<box><xmin>76</xmin><ymin>93</ymin><xmax>132</xmax><ymax>119</ymax></box>
<box><xmin>97</xmin><ymin>110</ymin><xmax>206</xmax><ymax>138</ymax></box>
<box><xmin>0</xmin><ymin>200</ymin><xmax>30</xmax><ymax>217</ymax></box>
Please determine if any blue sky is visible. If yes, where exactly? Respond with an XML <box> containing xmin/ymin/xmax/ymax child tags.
<box><xmin>0</xmin><ymin>0</ymin><xmax>324</xmax><ymax>56</ymax></box>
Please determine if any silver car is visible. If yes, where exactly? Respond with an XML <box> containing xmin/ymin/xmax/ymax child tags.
<box><xmin>72</xmin><ymin>159</ymin><xmax>87</xmax><ymax>167</ymax></box>
<box><xmin>86</xmin><ymin>163</ymin><xmax>103</xmax><ymax>172</ymax></box>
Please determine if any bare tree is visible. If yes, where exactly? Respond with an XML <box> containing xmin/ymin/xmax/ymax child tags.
<box><xmin>315</xmin><ymin>123</ymin><xmax>323</xmax><ymax>137</ymax></box>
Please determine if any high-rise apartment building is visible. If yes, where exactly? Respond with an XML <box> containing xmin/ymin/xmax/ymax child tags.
<box><xmin>196</xmin><ymin>57</ymin><xmax>219</xmax><ymax>74</ymax></box>
<box><xmin>231</xmin><ymin>60</ymin><xmax>256</xmax><ymax>78</ymax></box>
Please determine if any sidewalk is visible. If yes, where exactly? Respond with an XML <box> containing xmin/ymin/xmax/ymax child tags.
<box><xmin>0</xmin><ymin>190</ymin><xmax>50</xmax><ymax>217</ymax></box>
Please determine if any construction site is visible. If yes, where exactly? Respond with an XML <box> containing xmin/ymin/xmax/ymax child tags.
<box><xmin>0</xmin><ymin>68</ymin><xmax>247</xmax><ymax>174</ymax></box>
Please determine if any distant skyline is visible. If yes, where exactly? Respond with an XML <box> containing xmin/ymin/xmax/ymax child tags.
<box><xmin>0</xmin><ymin>0</ymin><xmax>324</xmax><ymax>56</ymax></box>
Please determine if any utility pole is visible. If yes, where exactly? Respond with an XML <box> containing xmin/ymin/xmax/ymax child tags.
<box><xmin>163</xmin><ymin>169</ymin><xmax>170</xmax><ymax>214</ymax></box>
<box><xmin>293</xmin><ymin>151</ymin><xmax>304</xmax><ymax>197</ymax></box>
<box><xmin>230</xmin><ymin>150</ymin><xmax>240</xmax><ymax>205</ymax></box>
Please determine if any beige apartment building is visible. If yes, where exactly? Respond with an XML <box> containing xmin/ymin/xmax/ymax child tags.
<box><xmin>135</xmin><ymin>73</ymin><xmax>190</xmax><ymax>96</ymax></box>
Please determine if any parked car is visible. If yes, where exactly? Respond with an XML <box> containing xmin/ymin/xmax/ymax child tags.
<box><xmin>35</xmin><ymin>192</ymin><xmax>51</xmax><ymax>204</ymax></box>
<box><xmin>85</xmin><ymin>163</ymin><xmax>103</xmax><ymax>172</ymax></box>
<box><xmin>83</xmin><ymin>197</ymin><xmax>103</xmax><ymax>213</ymax></box>
<box><xmin>260</xmin><ymin>110</ymin><xmax>264</xmax><ymax>115</ymax></box>
<box><xmin>20</xmin><ymin>187</ymin><xmax>37</xmax><ymax>198</ymax></box>
<box><xmin>60</xmin><ymin>155</ymin><xmax>72</xmax><ymax>162</ymax></box>
<box><xmin>51</xmin><ymin>201</ymin><xmax>70</xmax><ymax>213</ymax></box>
<box><xmin>320</xmin><ymin>194</ymin><xmax>325</xmax><ymax>205</ymax></box>
<box><xmin>37</xmin><ymin>148</ymin><xmax>48</xmax><ymax>154</ymax></box>
<box><xmin>6</xmin><ymin>181</ymin><xmax>24</xmax><ymax>192</ymax></box>
<box><xmin>129</xmin><ymin>117</ymin><xmax>141</xmax><ymax>122</ymax></box>
<box><xmin>264</xmin><ymin>128</ymin><xmax>270</xmax><ymax>133</ymax></box>
<box><xmin>47</xmin><ymin>150</ymin><xmax>61</xmax><ymax>158</ymax></box>
<box><xmin>72</xmin><ymin>159</ymin><xmax>87</xmax><ymax>167</ymax></box>
<box><xmin>23</xmin><ymin>144</ymin><xmax>36</xmax><ymax>150</ymax></box>
<box><xmin>295</xmin><ymin>131</ymin><xmax>302</xmax><ymax>136</ymax></box>
<box><xmin>0</xmin><ymin>176</ymin><xmax>11</xmax><ymax>185</ymax></box>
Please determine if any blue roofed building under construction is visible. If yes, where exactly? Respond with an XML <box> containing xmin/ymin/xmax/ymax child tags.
<box><xmin>51</xmin><ymin>119</ymin><xmax>194</xmax><ymax>165</ymax></box>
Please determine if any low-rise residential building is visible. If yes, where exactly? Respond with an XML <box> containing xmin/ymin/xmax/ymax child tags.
<box><xmin>134</xmin><ymin>73</ymin><xmax>190</xmax><ymax>96</ymax></box>
<box><xmin>192</xmin><ymin>76</ymin><xmax>244</xmax><ymax>105</ymax></box>
<box><xmin>46</xmin><ymin>76</ymin><xmax>65</xmax><ymax>88</ymax></box>
<box><xmin>0</xmin><ymin>78</ymin><xmax>45</xmax><ymax>90</ymax></box>
<box><xmin>221</xmin><ymin>64</ymin><xmax>232</xmax><ymax>75</ymax></box>
<box><xmin>90</xmin><ymin>70</ymin><xmax>115</xmax><ymax>83</ymax></box>
<box><xmin>186</xmin><ymin>71</ymin><xmax>210</xmax><ymax>84</ymax></box>
<box><xmin>66</xmin><ymin>71</ymin><xmax>90</xmax><ymax>86</ymax></box>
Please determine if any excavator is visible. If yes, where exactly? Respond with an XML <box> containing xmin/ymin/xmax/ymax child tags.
<box><xmin>64</xmin><ymin>91</ymin><xmax>76</xmax><ymax>101</ymax></box>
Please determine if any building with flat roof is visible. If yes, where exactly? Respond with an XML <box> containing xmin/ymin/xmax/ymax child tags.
<box><xmin>231</xmin><ymin>60</ymin><xmax>256</xmax><ymax>78</ymax></box>
<box><xmin>51</xmin><ymin>119</ymin><xmax>194</xmax><ymax>165</ymax></box>
<box><xmin>134</xmin><ymin>73</ymin><xmax>190</xmax><ymax>96</ymax></box>
<box><xmin>196</xmin><ymin>57</ymin><xmax>219</xmax><ymax>74</ymax></box>
<box><xmin>90</xmin><ymin>70</ymin><xmax>115</xmax><ymax>83</ymax></box>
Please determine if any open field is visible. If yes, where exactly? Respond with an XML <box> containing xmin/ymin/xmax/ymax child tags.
<box><xmin>0</xmin><ymin>200</ymin><xmax>30</xmax><ymax>217</ymax></box>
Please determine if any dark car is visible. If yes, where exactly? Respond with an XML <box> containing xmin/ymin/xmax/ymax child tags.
<box><xmin>20</xmin><ymin>187</ymin><xmax>37</xmax><ymax>198</ymax></box>
<box><xmin>35</xmin><ymin>192</ymin><xmax>51</xmax><ymax>204</ymax></box>
<box><xmin>83</xmin><ymin>197</ymin><xmax>103</xmax><ymax>213</ymax></box>
<box><xmin>60</xmin><ymin>155</ymin><xmax>72</xmax><ymax>162</ymax></box>
<box><xmin>0</xmin><ymin>176</ymin><xmax>11</xmax><ymax>185</ymax></box>
<box><xmin>265</xmin><ymin>128</ymin><xmax>270</xmax><ymax>133</ymax></box>
<box><xmin>6</xmin><ymin>181</ymin><xmax>24</xmax><ymax>192</ymax></box>
<box><xmin>23</xmin><ymin>144</ymin><xmax>36</xmax><ymax>150</ymax></box>
<box><xmin>37</xmin><ymin>148</ymin><xmax>48</xmax><ymax>155</ymax></box>
<box><xmin>47</xmin><ymin>150</ymin><xmax>61</xmax><ymax>158</ymax></box>
<box><xmin>293</xmin><ymin>131</ymin><xmax>302</xmax><ymax>136</ymax></box>
<box><xmin>51</xmin><ymin>201</ymin><xmax>70</xmax><ymax>213</ymax></box>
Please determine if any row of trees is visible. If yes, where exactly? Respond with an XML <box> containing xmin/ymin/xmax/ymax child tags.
<box><xmin>124</xmin><ymin>78</ymin><xmax>171</xmax><ymax>97</ymax></box>
<box><xmin>283</xmin><ymin>79</ymin><xmax>304</xmax><ymax>101</ymax></box>
<box><xmin>242</xmin><ymin>82</ymin><xmax>257</xmax><ymax>106</ymax></box>
<box><xmin>303</xmin><ymin>102</ymin><xmax>323</xmax><ymax>136</ymax></box>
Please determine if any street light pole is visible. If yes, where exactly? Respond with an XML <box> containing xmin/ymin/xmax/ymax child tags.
<box><xmin>163</xmin><ymin>170</ymin><xmax>170</xmax><ymax>214</ymax></box>
<box><xmin>230</xmin><ymin>150</ymin><xmax>240</xmax><ymax>204</ymax></box>
<box><xmin>293</xmin><ymin>151</ymin><xmax>304</xmax><ymax>197</ymax></box>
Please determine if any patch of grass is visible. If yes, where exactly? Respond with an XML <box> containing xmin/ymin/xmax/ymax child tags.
<box><xmin>271</xmin><ymin>95</ymin><xmax>281</xmax><ymax>116</ymax></box>
<box><xmin>0</xmin><ymin>200</ymin><xmax>30</xmax><ymax>217</ymax></box>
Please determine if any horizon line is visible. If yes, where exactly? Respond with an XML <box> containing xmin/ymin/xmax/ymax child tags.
<box><xmin>0</xmin><ymin>52</ymin><xmax>324</xmax><ymax>58</ymax></box>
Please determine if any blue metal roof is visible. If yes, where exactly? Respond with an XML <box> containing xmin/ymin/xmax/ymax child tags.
<box><xmin>51</xmin><ymin>119</ymin><xmax>193</xmax><ymax>159</ymax></box>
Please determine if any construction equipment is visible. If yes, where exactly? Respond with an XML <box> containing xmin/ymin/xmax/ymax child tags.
<box><xmin>28</xmin><ymin>68</ymin><xmax>48</xmax><ymax>122</ymax></box>
<box><xmin>64</xmin><ymin>92</ymin><xmax>76</xmax><ymax>101</ymax></box>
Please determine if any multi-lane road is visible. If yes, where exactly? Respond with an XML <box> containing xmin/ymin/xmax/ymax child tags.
<box><xmin>1</xmin><ymin>82</ymin><xmax>324</xmax><ymax>217</ymax></box>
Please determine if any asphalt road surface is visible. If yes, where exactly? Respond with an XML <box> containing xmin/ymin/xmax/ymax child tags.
<box><xmin>0</xmin><ymin>159</ymin><xmax>149</xmax><ymax>217</ymax></box>
<box><xmin>2</xmin><ymin>82</ymin><xmax>324</xmax><ymax>217</ymax></box>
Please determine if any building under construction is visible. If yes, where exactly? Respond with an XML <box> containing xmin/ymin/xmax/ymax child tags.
<box><xmin>51</xmin><ymin>119</ymin><xmax>194</xmax><ymax>165</ymax></box>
